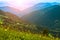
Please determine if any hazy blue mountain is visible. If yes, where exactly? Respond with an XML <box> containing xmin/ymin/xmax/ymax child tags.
<box><xmin>20</xmin><ymin>2</ymin><xmax>59</xmax><ymax>17</ymax></box>
<box><xmin>0</xmin><ymin>6</ymin><xmax>20</xmax><ymax>16</ymax></box>
<box><xmin>22</xmin><ymin>4</ymin><xmax>60</xmax><ymax>32</ymax></box>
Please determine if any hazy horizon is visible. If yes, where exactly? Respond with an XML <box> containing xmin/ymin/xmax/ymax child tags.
<box><xmin>0</xmin><ymin>0</ymin><xmax>60</xmax><ymax>11</ymax></box>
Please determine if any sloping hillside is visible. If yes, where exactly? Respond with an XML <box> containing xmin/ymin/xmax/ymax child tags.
<box><xmin>0</xmin><ymin>10</ymin><xmax>39</xmax><ymax>33</ymax></box>
<box><xmin>22</xmin><ymin>5</ymin><xmax>60</xmax><ymax>32</ymax></box>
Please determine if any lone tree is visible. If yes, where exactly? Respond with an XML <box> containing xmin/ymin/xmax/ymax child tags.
<box><xmin>42</xmin><ymin>28</ymin><xmax>49</xmax><ymax>36</ymax></box>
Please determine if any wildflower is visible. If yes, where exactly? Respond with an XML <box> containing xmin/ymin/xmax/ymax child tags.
<box><xmin>5</xmin><ymin>29</ymin><xmax>7</xmax><ymax>31</ymax></box>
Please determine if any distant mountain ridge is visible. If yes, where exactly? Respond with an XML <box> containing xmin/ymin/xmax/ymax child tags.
<box><xmin>0</xmin><ymin>6</ymin><xmax>20</xmax><ymax>16</ymax></box>
<box><xmin>19</xmin><ymin>2</ymin><xmax>60</xmax><ymax>17</ymax></box>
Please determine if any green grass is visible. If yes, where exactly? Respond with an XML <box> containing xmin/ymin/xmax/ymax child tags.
<box><xmin>0</xmin><ymin>27</ymin><xmax>60</xmax><ymax>40</ymax></box>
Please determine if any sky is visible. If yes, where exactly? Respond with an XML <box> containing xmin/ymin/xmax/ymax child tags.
<box><xmin>0</xmin><ymin>0</ymin><xmax>60</xmax><ymax>10</ymax></box>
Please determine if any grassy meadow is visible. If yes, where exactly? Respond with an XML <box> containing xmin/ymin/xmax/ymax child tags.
<box><xmin>0</xmin><ymin>26</ymin><xmax>60</xmax><ymax>40</ymax></box>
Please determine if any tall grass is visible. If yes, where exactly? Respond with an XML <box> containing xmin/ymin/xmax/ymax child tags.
<box><xmin>0</xmin><ymin>27</ymin><xmax>60</xmax><ymax>40</ymax></box>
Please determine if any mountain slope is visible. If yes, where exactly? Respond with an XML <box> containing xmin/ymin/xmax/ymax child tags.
<box><xmin>0</xmin><ymin>10</ymin><xmax>39</xmax><ymax>33</ymax></box>
<box><xmin>22</xmin><ymin>4</ymin><xmax>60</xmax><ymax>32</ymax></box>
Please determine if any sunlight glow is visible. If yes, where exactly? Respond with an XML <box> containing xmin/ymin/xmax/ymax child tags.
<box><xmin>0</xmin><ymin>0</ymin><xmax>60</xmax><ymax>10</ymax></box>
<box><xmin>1</xmin><ymin>0</ymin><xmax>39</xmax><ymax>10</ymax></box>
